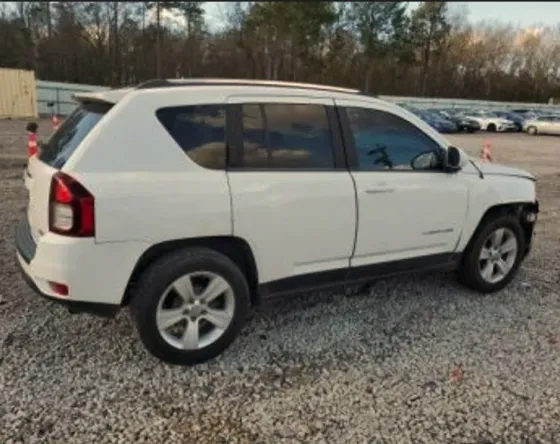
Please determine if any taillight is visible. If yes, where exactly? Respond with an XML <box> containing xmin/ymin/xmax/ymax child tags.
<box><xmin>49</xmin><ymin>172</ymin><xmax>95</xmax><ymax>237</ymax></box>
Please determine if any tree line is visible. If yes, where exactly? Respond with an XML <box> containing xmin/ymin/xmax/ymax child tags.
<box><xmin>1</xmin><ymin>1</ymin><xmax>559</xmax><ymax>103</ymax></box>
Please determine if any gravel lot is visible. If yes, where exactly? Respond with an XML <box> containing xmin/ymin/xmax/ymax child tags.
<box><xmin>1</xmin><ymin>121</ymin><xmax>559</xmax><ymax>443</ymax></box>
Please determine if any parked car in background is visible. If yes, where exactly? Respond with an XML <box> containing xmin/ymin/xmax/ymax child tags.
<box><xmin>523</xmin><ymin>115</ymin><xmax>560</xmax><ymax>135</ymax></box>
<box><xmin>430</xmin><ymin>109</ymin><xmax>481</xmax><ymax>133</ymax></box>
<box><xmin>511</xmin><ymin>108</ymin><xmax>539</xmax><ymax>117</ymax></box>
<box><xmin>409</xmin><ymin>108</ymin><xmax>458</xmax><ymax>133</ymax></box>
<box><xmin>463</xmin><ymin>110</ymin><xmax>517</xmax><ymax>132</ymax></box>
<box><xmin>510</xmin><ymin>109</ymin><xmax>546</xmax><ymax>120</ymax></box>
<box><xmin>492</xmin><ymin>110</ymin><xmax>526</xmax><ymax>132</ymax></box>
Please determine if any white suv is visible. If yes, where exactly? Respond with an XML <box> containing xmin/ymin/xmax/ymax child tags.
<box><xmin>16</xmin><ymin>79</ymin><xmax>539</xmax><ymax>365</ymax></box>
<box><xmin>462</xmin><ymin>110</ymin><xmax>517</xmax><ymax>132</ymax></box>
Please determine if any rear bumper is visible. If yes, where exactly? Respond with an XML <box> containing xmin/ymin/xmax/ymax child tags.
<box><xmin>14</xmin><ymin>217</ymin><xmax>148</xmax><ymax>317</ymax></box>
<box><xmin>15</xmin><ymin>252</ymin><xmax>119</xmax><ymax>317</ymax></box>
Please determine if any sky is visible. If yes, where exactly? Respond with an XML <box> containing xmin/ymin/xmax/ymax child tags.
<box><xmin>432</xmin><ymin>2</ymin><xmax>560</xmax><ymax>27</ymax></box>
<box><xmin>202</xmin><ymin>2</ymin><xmax>560</xmax><ymax>30</ymax></box>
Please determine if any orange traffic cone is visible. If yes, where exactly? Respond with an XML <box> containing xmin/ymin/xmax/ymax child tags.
<box><xmin>26</xmin><ymin>121</ymin><xmax>38</xmax><ymax>158</ymax></box>
<box><xmin>52</xmin><ymin>113</ymin><xmax>60</xmax><ymax>131</ymax></box>
<box><xmin>27</xmin><ymin>132</ymin><xmax>38</xmax><ymax>157</ymax></box>
<box><xmin>480</xmin><ymin>140</ymin><xmax>493</xmax><ymax>162</ymax></box>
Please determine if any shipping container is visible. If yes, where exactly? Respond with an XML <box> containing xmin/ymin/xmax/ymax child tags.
<box><xmin>0</xmin><ymin>68</ymin><xmax>38</xmax><ymax>119</ymax></box>
<box><xmin>36</xmin><ymin>80</ymin><xmax>110</xmax><ymax>117</ymax></box>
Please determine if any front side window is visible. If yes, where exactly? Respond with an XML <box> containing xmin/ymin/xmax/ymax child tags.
<box><xmin>156</xmin><ymin>105</ymin><xmax>227</xmax><ymax>170</ymax></box>
<box><xmin>345</xmin><ymin>107</ymin><xmax>443</xmax><ymax>171</ymax></box>
<box><xmin>241</xmin><ymin>103</ymin><xmax>335</xmax><ymax>169</ymax></box>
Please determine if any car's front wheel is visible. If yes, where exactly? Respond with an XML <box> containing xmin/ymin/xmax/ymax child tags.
<box><xmin>458</xmin><ymin>215</ymin><xmax>525</xmax><ymax>293</ymax></box>
<box><xmin>130</xmin><ymin>247</ymin><xmax>250</xmax><ymax>365</ymax></box>
<box><xmin>527</xmin><ymin>126</ymin><xmax>538</xmax><ymax>135</ymax></box>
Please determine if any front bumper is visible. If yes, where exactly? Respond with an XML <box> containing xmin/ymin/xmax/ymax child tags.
<box><xmin>521</xmin><ymin>200</ymin><xmax>539</xmax><ymax>257</ymax></box>
<box><xmin>461</xmin><ymin>123</ymin><xmax>480</xmax><ymax>131</ymax></box>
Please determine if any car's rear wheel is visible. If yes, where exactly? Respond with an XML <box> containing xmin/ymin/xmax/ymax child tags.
<box><xmin>527</xmin><ymin>126</ymin><xmax>538</xmax><ymax>135</ymax></box>
<box><xmin>130</xmin><ymin>247</ymin><xmax>250</xmax><ymax>365</ymax></box>
<box><xmin>487</xmin><ymin>123</ymin><xmax>497</xmax><ymax>132</ymax></box>
<box><xmin>458</xmin><ymin>215</ymin><xmax>525</xmax><ymax>293</ymax></box>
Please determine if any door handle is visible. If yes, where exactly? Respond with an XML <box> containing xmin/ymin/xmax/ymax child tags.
<box><xmin>364</xmin><ymin>188</ymin><xmax>395</xmax><ymax>194</ymax></box>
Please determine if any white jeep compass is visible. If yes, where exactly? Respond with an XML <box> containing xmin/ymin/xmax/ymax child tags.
<box><xmin>16</xmin><ymin>79</ymin><xmax>539</xmax><ymax>365</ymax></box>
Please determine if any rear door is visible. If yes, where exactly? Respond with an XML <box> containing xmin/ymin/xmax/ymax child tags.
<box><xmin>226</xmin><ymin>95</ymin><xmax>356</xmax><ymax>288</ymax></box>
<box><xmin>25</xmin><ymin>102</ymin><xmax>111</xmax><ymax>242</ymax></box>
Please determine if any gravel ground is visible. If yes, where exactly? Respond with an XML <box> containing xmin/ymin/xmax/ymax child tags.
<box><xmin>1</xmin><ymin>121</ymin><xmax>559</xmax><ymax>443</ymax></box>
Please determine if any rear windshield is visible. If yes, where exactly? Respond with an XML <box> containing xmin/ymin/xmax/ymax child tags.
<box><xmin>38</xmin><ymin>102</ymin><xmax>112</xmax><ymax>168</ymax></box>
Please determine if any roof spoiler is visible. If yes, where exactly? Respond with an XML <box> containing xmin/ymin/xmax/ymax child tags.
<box><xmin>72</xmin><ymin>89</ymin><xmax>132</xmax><ymax>105</ymax></box>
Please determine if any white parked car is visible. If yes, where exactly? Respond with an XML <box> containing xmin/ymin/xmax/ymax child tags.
<box><xmin>16</xmin><ymin>79</ymin><xmax>539</xmax><ymax>365</ymax></box>
<box><xmin>523</xmin><ymin>115</ymin><xmax>560</xmax><ymax>135</ymax></box>
<box><xmin>463</xmin><ymin>110</ymin><xmax>517</xmax><ymax>132</ymax></box>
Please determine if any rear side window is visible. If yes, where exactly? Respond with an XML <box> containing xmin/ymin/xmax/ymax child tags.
<box><xmin>156</xmin><ymin>105</ymin><xmax>226</xmax><ymax>170</ymax></box>
<box><xmin>241</xmin><ymin>103</ymin><xmax>335</xmax><ymax>169</ymax></box>
<box><xmin>39</xmin><ymin>102</ymin><xmax>111</xmax><ymax>169</ymax></box>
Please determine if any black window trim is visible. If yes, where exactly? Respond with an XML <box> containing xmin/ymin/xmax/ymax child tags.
<box><xmin>337</xmin><ymin>106</ymin><xmax>448</xmax><ymax>174</ymax></box>
<box><xmin>226</xmin><ymin>102</ymin><xmax>347</xmax><ymax>172</ymax></box>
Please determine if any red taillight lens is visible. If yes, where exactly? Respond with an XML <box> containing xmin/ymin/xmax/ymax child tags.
<box><xmin>48</xmin><ymin>281</ymin><xmax>69</xmax><ymax>296</ymax></box>
<box><xmin>49</xmin><ymin>172</ymin><xmax>95</xmax><ymax>237</ymax></box>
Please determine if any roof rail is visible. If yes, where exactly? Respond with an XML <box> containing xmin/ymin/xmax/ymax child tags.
<box><xmin>135</xmin><ymin>79</ymin><xmax>172</xmax><ymax>89</ymax></box>
<box><xmin>136</xmin><ymin>78</ymin><xmax>360</xmax><ymax>94</ymax></box>
<box><xmin>359</xmin><ymin>90</ymin><xmax>378</xmax><ymax>98</ymax></box>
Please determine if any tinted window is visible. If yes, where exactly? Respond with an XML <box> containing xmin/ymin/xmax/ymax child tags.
<box><xmin>156</xmin><ymin>105</ymin><xmax>226</xmax><ymax>170</ymax></box>
<box><xmin>39</xmin><ymin>102</ymin><xmax>111</xmax><ymax>169</ymax></box>
<box><xmin>241</xmin><ymin>103</ymin><xmax>335</xmax><ymax>169</ymax></box>
<box><xmin>346</xmin><ymin>107</ymin><xmax>442</xmax><ymax>171</ymax></box>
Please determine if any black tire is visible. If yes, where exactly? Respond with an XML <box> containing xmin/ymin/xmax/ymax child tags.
<box><xmin>527</xmin><ymin>126</ymin><xmax>537</xmax><ymax>135</ymax></box>
<box><xmin>130</xmin><ymin>247</ymin><xmax>250</xmax><ymax>366</ymax></box>
<box><xmin>467</xmin><ymin>128</ymin><xmax>475</xmax><ymax>133</ymax></box>
<box><xmin>487</xmin><ymin>123</ymin><xmax>496</xmax><ymax>132</ymax></box>
<box><xmin>458</xmin><ymin>214</ymin><xmax>525</xmax><ymax>293</ymax></box>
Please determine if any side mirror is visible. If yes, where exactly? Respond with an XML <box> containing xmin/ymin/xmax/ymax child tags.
<box><xmin>410</xmin><ymin>151</ymin><xmax>438</xmax><ymax>170</ymax></box>
<box><xmin>444</xmin><ymin>146</ymin><xmax>462</xmax><ymax>173</ymax></box>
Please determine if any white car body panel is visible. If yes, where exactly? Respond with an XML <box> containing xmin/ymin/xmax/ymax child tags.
<box><xmin>524</xmin><ymin>117</ymin><xmax>560</xmax><ymax>135</ymax></box>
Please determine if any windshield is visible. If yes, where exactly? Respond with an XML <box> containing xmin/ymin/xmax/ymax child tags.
<box><xmin>38</xmin><ymin>102</ymin><xmax>112</xmax><ymax>169</ymax></box>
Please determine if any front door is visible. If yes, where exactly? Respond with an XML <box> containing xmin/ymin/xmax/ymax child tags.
<box><xmin>335</xmin><ymin>99</ymin><xmax>469</xmax><ymax>269</ymax></box>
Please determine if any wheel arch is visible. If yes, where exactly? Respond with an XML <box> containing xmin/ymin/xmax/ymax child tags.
<box><xmin>122</xmin><ymin>236</ymin><xmax>261</xmax><ymax>307</ymax></box>
<box><xmin>460</xmin><ymin>201</ymin><xmax>538</xmax><ymax>261</ymax></box>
